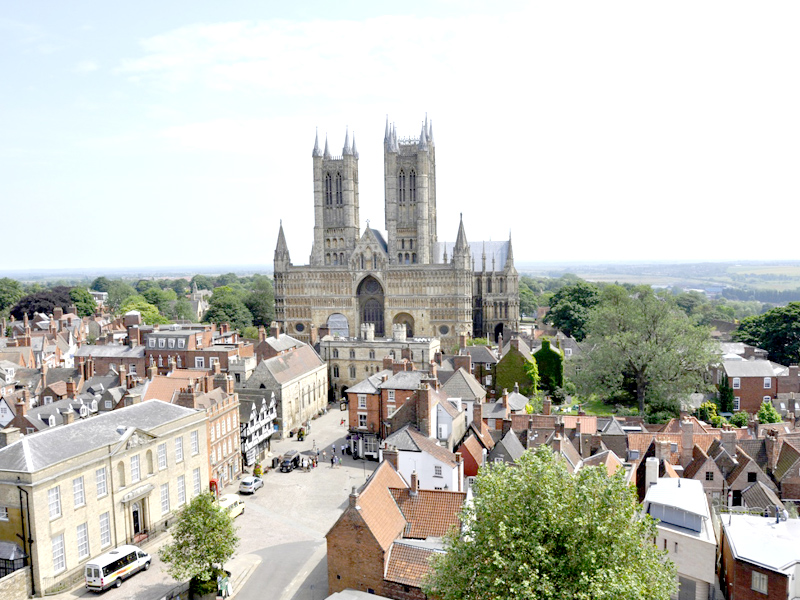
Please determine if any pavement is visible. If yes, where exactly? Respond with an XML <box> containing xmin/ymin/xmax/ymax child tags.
<box><xmin>48</xmin><ymin>404</ymin><xmax>375</xmax><ymax>600</ymax></box>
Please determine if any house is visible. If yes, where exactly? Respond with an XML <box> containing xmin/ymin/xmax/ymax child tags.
<box><xmin>720</xmin><ymin>513</ymin><xmax>800</xmax><ymax>600</ymax></box>
<box><xmin>494</xmin><ymin>336</ymin><xmax>534</xmax><ymax>396</ymax></box>
<box><xmin>721</xmin><ymin>359</ymin><xmax>777</xmax><ymax>414</ymax></box>
<box><xmin>238</xmin><ymin>391</ymin><xmax>278</xmax><ymax>467</ymax></box>
<box><xmin>325</xmin><ymin>461</ymin><xmax>465</xmax><ymax>599</ymax></box>
<box><xmin>0</xmin><ymin>401</ymin><xmax>208</xmax><ymax>596</ymax></box>
<box><xmin>642</xmin><ymin>473</ymin><xmax>717</xmax><ymax>600</ymax></box>
<box><xmin>487</xmin><ymin>428</ymin><xmax>525</xmax><ymax>465</ymax></box>
<box><xmin>383</xmin><ymin>425</ymin><xmax>464</xmax><ymax>491</ymax></box>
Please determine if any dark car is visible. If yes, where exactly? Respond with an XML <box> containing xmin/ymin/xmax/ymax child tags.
<box><xmin>280</xmin><ymin>450</ymin><xmax>300</xmax><ymax>472</ymax></box>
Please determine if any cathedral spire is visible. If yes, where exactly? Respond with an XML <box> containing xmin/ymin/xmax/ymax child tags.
<box><xmin>274</xmin><ymin>220</ymin><xmax>291</xmax><ymax>271</ymax></box>
<box><xmin>506</xmin><ymin>231</ymin><xmax>514</xmax><ymax>265</ymax></box>
<box><xmin>343</xmin><ymin>128</ymin><xmax>352</xmax><ymax>156</ymax></box>
<box><xmin>428</xmin><ymin>119</ymin><xmax>434</xmax><ymax>145</ymax></box>
<box><xmin>454</xmin><ymin>213</ymin><xmax>469</xmax><ymax>253</ymax></box>
<box><xmin>323</xmin><ymin>134</ymin><xmax>331</xmax><ymax>159</ymax></box>
<box><xmin>392</xmin><ymin>123</ymin><xmax>399</xmax><ymax>152</ymax></box>
<box><xmin>352</xmin><ymin>132</ymin><xmax>359</xmax><ymax>159</ymax></box>
<box><xmin>312</xmin><ymin>128</ymin><xmax>322</xmax><ymax>157</ymax></box>
<box><xmin>482</xmin><ymin>241</ymin><xmax>487</xmax><ymax>272</ymax></box>
<box><xmin>384</xmin><ymin>115</ymin><xmax>390</xmax><ymax>145</ymax></box>
<box><xmin>418</xmin><ymin>121</ymin><xmax>428</xmax><ymax>151</ymax></box>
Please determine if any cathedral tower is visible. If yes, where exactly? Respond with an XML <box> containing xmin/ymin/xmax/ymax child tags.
<box><xmin>310</xmin><ymin>129</ymin><xmax>360</xmax><ymax>267</ymax></box>
<box><xmin>384</xmin><ymin>116</ymin><xmax>437</xmax><ymax>265</ymax></box>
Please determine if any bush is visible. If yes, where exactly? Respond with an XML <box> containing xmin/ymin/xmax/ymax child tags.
<box><xmin>730</xmin><ymin>411</ymin><xmax>749</xmax><ymax>427</ymax></box>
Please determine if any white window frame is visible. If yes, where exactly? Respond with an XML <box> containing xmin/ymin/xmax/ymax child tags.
<box><xmin>388</xmin><ymin>390</ymin><xmax>395</xmax><ymax>402</ymax></box>
<box><xmin>96</xmin><ymin>467</ymin><xmax>107</xmax><ymax>498</ymax></box>
<box><xmin>191</xmin><ymin>430</ymin><xmax>199</xmax><ymax>455</ymax></box>
<box><xmin>195</xmin><ymin>357</ymin><xmax>205</xmax><ymax>369</ymax></box>
<box><xmin>52</xmin><ymin>533</ymin><xmax>66</xmax><ymax>573</ymax></box>
<box><xmin>99</xmin><ymin>512</ymin><xmax>111</xmax><ymax>548</ymax></box>
<box><xmin>177</xmin><ymin>475</ymin><xmax>186</xmax><ymax>506</ymax></box>
<box><xmin>193</xmin><ymin>467</ymin><xmax>201</xmax><ymax>496</ymax></box>
<box><xmin>175</xmin><ymin>437</ymin><xmax>184</xmax><ymax>463</ymax></box>
<box><xmin>178</xmin><ymin>338</ymin><xmax>186</xmax><ymax>349</ymax></box>
<box><xmin>158</xmin><ymin>443</ymin><xmax>167</xmax><ymax>470</ymax></box>
<box><xmin>763</xmin><ymin>396</ymin><xmax>772</xmax><ymax>404</ymax></box>
<box><xmin>160</xmin><ymin>483</ymin><xmax>170</xmax><ymax>515</ymax></box>
<box><xmin>751</xmin><ymin>570</ymin><xmax>768</xmax><ymax>594</ymax></box>
<box><xmin>77</xmin><ymin>522</ymin><xmax>90</xmax><ymax>560</ymax></box>
<box><xmin>358</xmin><ymin>394</ymin><xmax>367</xmax><ymax>409</ymax></box>
<box><xmin>48</xmin><ymin>486</ymin><xmax>61</xmax><ymax>520</ymax></box>
<box><xmin>130</xmin><ymin>455</ymin><xmax>140</xmax><ymax>483</ymax></box>
<box><xmin>763</xmin><ymin>377</ymin><xmax>771</xmax><ymax>389</ymax></box>
<box><xmin>733</xmin><ymin>397</ymin><xmax>741</xmax><ymax>411</ymax></box>
<box><xmin>358</xmin><ymin>413</ymin><xmax>367</xmax><ymax>428</ymax></box>
<box><xmin>73</xmin><ymin>476</ymin><xmax>85</xmax><ymax>508</ymax></box>
<box><xmin>434</xmin><ymin>465</ymin><xmax>443</xmax><ymax>478</ymax></box>
<box><xmin>158</xmin><ymin>338</ymin><xmax>166</xmax><ymax>348</ymax></box>
<box><xmin>732</xmin><ymin>377</ymin><xmax>741</xmax><ymax>389</ymax></box>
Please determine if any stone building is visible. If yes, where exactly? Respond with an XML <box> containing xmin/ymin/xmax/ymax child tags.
<box><xmin>274</xmin><ymin>117</ymin><xmax>520</xmax><ymax>351</ymax></box>
<box><xmin>0</xmin><ymin>401</ymin><xmax>208</xmax><ymax>595</ymax></box>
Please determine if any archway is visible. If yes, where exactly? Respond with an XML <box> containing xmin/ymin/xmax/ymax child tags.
<box><xmin>358</xmin><ymin>276</ymin><xmax>384</xmax><ymax>337</ymax></box>
<box><xmin>327</xmin><ymin>313</ymin><xmax>349</xmax><ymax>338</ymax></box>
<box><xmin>393</xmin><ymin>313</ymin><xmax>415</xmax><ymax>338</ymax></box>
<box><xmin>494</xmin><ymin>323</ymin><xmax>504</xmax><ymax>343</ymax></box>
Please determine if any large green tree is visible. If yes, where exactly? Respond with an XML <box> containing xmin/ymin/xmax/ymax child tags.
<box><xmin>546</xmin><ymin>281</ymin><xmax>601</xmax><ymax>341</ymax></box>
<box><xmin>0</xmin><ymin>278</ymin><xmax>24</xmax><ymax>314</ymax></box>
<box><xmin>160</xmin><ymin>493</ymin><xmax>239</xmax><ymax>585</ymax></box>
<box><xmin>10</xmin><ymin>286</ymin><xmax>73</xmax><ymax>319</ymax></box>
<box><xmin>756</xmin><ymin>400</ymin><xmax>781</xmax><ymax>424</ymax></box>
<box><xmin>575</xmin><ymin>286</ymin><xmax>717</xmax><ymax>415</ymax></box>
<box><xmin>120</xmin><ymin>295</ymin><xmax>169</xmax><ymax>325</ymax></box>
<box><xmin>203</xmin><ymin>286</ymin><xmax>253</xmax><ymax>331</ymax></box>
<box><xmin>733</xmin><ymin>302</ymin><xmax>800</xmax><ymax>365</ymax></box>
<box><xmin>424</xmin><ymin>447</ymin><xmax>676</xmax><ymax>600</ymax></box>
<box><xmin>533</xmin><ymin>339</ymin><xmax>564</xmax><ymax>398</ymax></box>
<box><xmin>69</xmin><ymin>287</ymin><xmax>97</xmax><ymax>317</ymax></box>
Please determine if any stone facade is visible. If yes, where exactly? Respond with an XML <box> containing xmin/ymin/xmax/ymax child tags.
<box><xmin>274</xmin><ymin>117</ymin><xmax>519</xmax><ymax>351</ymax></box>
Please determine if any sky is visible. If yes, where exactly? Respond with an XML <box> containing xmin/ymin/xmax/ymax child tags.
<box><xmin>2</xmin><ymin>1</ymin><xmax>800</xmax><ymax>272</ymax></box>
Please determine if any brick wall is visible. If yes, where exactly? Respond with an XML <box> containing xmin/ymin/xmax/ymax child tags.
<box><xmin>326</xmin><ymin>508</ymin><xmax>387</xmax><ymax>596</ymax></box>
<box><xmin>721</xmin><ymin>527</ymin><xmax>788</xmax><ymax>599</ymax></box>
<box><xmin>383</xmin><ymin>580</ymin><xmax>428</xmax><ymax>600</ymax></box>
<box><xmin>731</xmin><ymin>376</ymin><xmax>775</xmax><ymax>414</ymax></box>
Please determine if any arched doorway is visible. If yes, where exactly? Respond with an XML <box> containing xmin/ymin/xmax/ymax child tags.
<box><xmin>327</xmin><ymin>313</ymin><xmax>349</xmax><ymax>338</ymax></box>
<box><xmin>393</xmin><ymin>313</ymin><xmax>415</xmax><ymax>338</ymax></box>
<box><xmin>494</xmin><ymin>323</ymin><xmax>504</xmax><ymax>343</ymax></box>
<box><xmin>358</xmin><ymin>276</ymin><xmax>384</xmax><ymax>336</ymax></box>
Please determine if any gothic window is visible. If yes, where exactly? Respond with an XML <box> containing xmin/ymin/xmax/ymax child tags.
<box><xmin>325</xmin><ymin>173</ymin><xmax>333</xmax><ymax>206</ymax></box>
<box><xmin>373</xmin><ymin>255</ymin><xmax>378</xmax><ymax>269</ymax></box>
<box><xmin>333</xmin><ymin>254</ymin><xmax>339</xmax><ymax>266</ymax></box>
<box><xmin>333</xmin><ymin>365</ymin><xmax>339</xmax><ymax>378</ymax></box>
<box><xmin>401</xmin><ymin>239</ymin><xmax>405</xmax><ymax>250</ymax></box>
<box><xmin>412</xmin><ymin>253</ymin><xmax>417</xmax><ymax>263</ymax></box>
<box><xmin>488</xmin><ymin>279</ymin><xmax>492</xmax><ymax>293</ymax></box>
<box><xmin>339</xmin><ymin>252</ymin><xmax>344</xmax><ymax>264</ymax></box>
<box><xmin>398</xmin><ymin>253</ymin><xmax>403</xmax><ymax>263</ymax></box>
<box><xmin>409</xmin><ymin>239</ymin><xmax>413</xmax><ymax>249</ymax></box>
<box><xmin>360</xmin><ymin>254</ymin><xmax>365</xmax><ymax>269</ymax></box>
<box><xmin>335</xmin><ymin>172</ymin><xmax>343</xmax><ymax>205</ymax></box>
<box><xmin>326</xmin><ymin>254</ymin><xmax>331</xmax><ymax>265</ymax></box>
<box><xmin>398</xmin><ymin>171</ymin><xmax>406</xmax><ymax>203</ymax></box>
<box><xmin>405</xmin><ymin>253</ymin><xmax>410</xmax><ymax>264</ymax></box>
<box><xmin>410</xmin><ymin>170</ymin><xmax>416</xmax><ymax>202</ymax></box>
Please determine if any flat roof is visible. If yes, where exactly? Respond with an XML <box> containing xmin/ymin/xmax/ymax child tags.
<box><xmin>723</xmin><ymin>513</ymin><xmax>800</xmax><ymax>573</ymax></box>
<box><xmin>644</xmin><ymin>477</ymin><xmax>709</xmax><ymax>519</ymax></box>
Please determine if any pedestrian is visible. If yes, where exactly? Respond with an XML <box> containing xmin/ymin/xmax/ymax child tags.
<box><xmin>322</xmin><ymin>450</ymin><xmax>327</xmax><ymax>462</ymax></box>
<box><xmin>341</xmin><ymin>444</ymin><xmax>346</xmax><ymax>456</ymax></box>
<box><xmin>330</xmin><ymin>456</ymin><xmax>335</xmax><ymax>468</ymax></box>
<box><xmin>332</xmin><ymin>444</ymin><xmax>336</xmax><ymax>455</ymax></box>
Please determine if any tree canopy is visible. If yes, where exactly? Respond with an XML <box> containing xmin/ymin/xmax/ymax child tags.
<box><xmin>756</xmin><ymin>400</ymin><xmax>781</xmax><ymax>424</ymax></box>
<box><xmin>69</xmin><ymin>287</ymin><xmax>96</xmax><ymax>317</ymax></box>
<box><xmin>160</xmin><ymin>493</ymin><xmax>239</xmax><ymax>584</ymax></box>
<box><xmin>203</xmin><ymin>286</ymin><xmax>253</xmax><ymax>331</ymax></box>
<box><xmin>119</xmin><ymin>295</ymin><xmax>169</xmax><ymax>325</ymax></box>
<box><xmin>574</xmin><ymin>286</ymin><xmax>717</xmax><ymax>415</ymax></box>
<box><xmin>10</xmin><ymin>286</ymin><xmax>73</xmax><ymax>319</ymax></box>
<box><xmin>424</xmin><ymin>447</ymin><xmax>676</xmax><ymax>600</ymax></box>
<box><xmin>733</xmin><ymin>302</ymin><xmax>800</xmax><ymax>366</ymax></box>
<box><xmin>0</xmin><ymin>278</ymin><xmax>24</xmax><ymax>314</ymax></box>
<box><xmin>546</xmin><ymin>281</ymin><xmax>601</xmax><ymax>341</ymax></box>
<box><xmin>533</xmin><ymin>339</ymin><xmax>564</xmax><ymax>399</ymax></box>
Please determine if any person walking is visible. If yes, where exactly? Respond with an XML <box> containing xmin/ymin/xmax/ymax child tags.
<box><xmin>341</xmin><ymin>444</ymin><xmax>346</xmax><ymax>456</ymax></box>
<box><xmin>330</xmin><ymin>456</ymin><xmax>335</xmax><ymax>468</ymax></box>
<box><xmin>322</xmin><ymin>450</ymin><xmax>327</xmax><ymax>462</ymax></box>
<box><xmin>332</xmin><ymin>444</ymin><xmax>336</xmax><ymax>455</ymax></box>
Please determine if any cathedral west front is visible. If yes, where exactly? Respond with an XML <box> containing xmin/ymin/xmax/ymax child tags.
<box><xmin>273</xmin><ymin>116</ymin><xmax>519</xmax><ymax>350</ymax></box>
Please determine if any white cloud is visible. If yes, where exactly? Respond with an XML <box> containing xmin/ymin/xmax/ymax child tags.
<box><xmin>74</xmin><ymin>60</ymin><xmax>98</xmax><ymax>73</ymax></box>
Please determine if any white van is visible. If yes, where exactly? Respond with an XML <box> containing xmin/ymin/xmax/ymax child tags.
<box><xmin>217</xmin><ymin>493</ymin><xmax>245</xmax><ymax>518</ymax></box>
<box><xmin>84</xmin><ymin>545</ymin><xmax>150</xmax><ymax>591</ymax></box>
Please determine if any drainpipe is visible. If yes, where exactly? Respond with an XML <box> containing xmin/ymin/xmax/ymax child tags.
<box><xmin>17</xmin><ymin>485</ymin><xmax>35</xmax><ymax>596</ymax></box>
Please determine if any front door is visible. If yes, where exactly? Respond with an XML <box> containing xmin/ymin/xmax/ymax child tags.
<box><xmin>132</xmin><ymin>503</ymin><xmax>141</xmax><ymax>535</ymax></box>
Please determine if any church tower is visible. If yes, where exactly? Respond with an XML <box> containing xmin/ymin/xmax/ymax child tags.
<box><xmin>310</xmin><ymin>129</ymin><xmax>360</xmax><ymax>267</ymax></box>
<box><xmin>384</xmin><ymin>116</ymin><xmax>437</xmax><ymax>265</ymax></box>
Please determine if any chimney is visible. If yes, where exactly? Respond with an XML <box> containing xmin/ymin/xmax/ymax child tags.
<box><xmin>509</xmin><ymin>337</ymin><xmax>520</xmax><ymax>351</ymax></box>
<box><xmin>410</xmin><ymin>471</ymin><xmax>419</xmax><ymax>496</ymax></box>
<box><xmin>86</xmin><ymin>356</ymin><xmax>95</xmax><ymax>379</ymax></box>
<box><xmin>721</xmin><ymin>430</ymin><xmax>737</xmax><ymax>456</ymax></box>
<box><xmin>213</xmin><ymin>360</ymin><xmax>221</xmax><ymax>375</ymax></box>
<box><xmin>455</xmin><ymin>452</ymin><xmax>463</xmax><ymax>492</ymax></box>
<box><xmin>576</xmin><ymin>418</ymin><xmax>582</xmax><ymax>437</ymax></box>
<box><xmin>66</xmin><ymin>377</ymin><xmax>77</xmax><ymax>398</ymax></box>
<box><xmin>556</xmin><ymin>417</ymin><xmax>565</xmax><ymax>438</ymax></box>
<box><xmin>383</xmin><ymin>356</ymin><xmax>393</xmax><ymax>370</ymax></box>
<box><xmin>645</xmin><ymin>456</ymin><xmax>659</xmax><ymax>489</ymax></box>
<box><xmin>383</xmin><ymin>445</ymin><xmax>399</xmax><ymax>470</ymax></box>
<box><xmin>349</xmin><ymin>486</ymin><xmax>360</xmax><ymax>509</ymax></box>
<box><xmin>0</xmin><ymin>428</ymin><xmax>21</xmax><ymax>448</ymax></box>
<box><xmin>433</xmin><ymin>350</ymin><xmax>443</xmax><ymax>366</ymax></box>
<box><xmin>459</xmin><ymin>333</ymin><xmax>467</xmax><ymax>351</ymax></box>
<box><xmin>269</xmin><ymin>321</ymin><xmax>280</xmax><ymax>339</ymax></box>
<box><xmin>147</xmin><ymin>364</ymin><xmax>158</xmax><ymax>381</ymax></box>
<box><xmin>452</xmin><ymin>354</ymin><xmax>472</xmax><ymax>374</ymax></box>
<box><xmin>501</xmin><ymin>389</ymin><xmax>508</xmax><ymax>409</ymax></box>
<box><xmin>258</xmin><ymin>326</ymin><xmax>267</xmax><ymax>343</ymax></box>
<box><xmin>542</xmin><ymin>398</ymin><xmax>551</xmax><ymax>416</ymax></box>
<box><xmin>15</xmin><ymin>396</ymin><xmax>27</xmax><ymax>419</ymax></box>
<box><xmin>118</xmin><ymin>364</ymin><xmax>127</xmax><ymax>388</ymax></box>
<box><xmin>681</xmin><ymin>420</ymin><xmax>695</xmax><ymax>468</ymax></box>
<box><xmin>63</xmin><ymin>407</ymin><xmax>75</xmax><ymax>425</ymax></box>
<box><xmin>501</xmin><ymin>418</ymin><xmax>511</xmax><ymax>437</ymax></box>
<box><xmin>655</xmin><ymin>440</ymin><xmax>671</xmax><ymax>462</ymax></box>
<box><xmin>416</xmin><ymin>383</ymin><xmax>435</xmax><ymax>437</ymax></box>
<box><xmin>175</xmin><ymin>385</ymin><xmax>199</xmax><ymax>409</ymax></box>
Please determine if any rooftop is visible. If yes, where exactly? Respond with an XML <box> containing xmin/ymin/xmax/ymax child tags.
<box><xmin>723</xmin><ymin>513</ymin><xmax>800</xmax><ymax>573</ymax></box>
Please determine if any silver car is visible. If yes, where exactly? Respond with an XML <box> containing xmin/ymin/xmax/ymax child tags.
<box><xmin>238</xmin><ymin>476</ymin><xmax>264</xmax><ymax>494</ymax></box>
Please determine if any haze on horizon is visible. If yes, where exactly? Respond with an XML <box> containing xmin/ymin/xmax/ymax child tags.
<box><xmin>3</xmin><ymin>1</ymin><xmax>799</xmax><ymax>272</ymax></box>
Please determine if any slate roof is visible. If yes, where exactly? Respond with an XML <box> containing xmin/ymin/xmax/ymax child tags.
<box><xmin>683</xmin><ymin>445</ymin><xmax>710</xmax><ymax>480</ymax></box>
<box><xmin>578</xmin><ymin>449</ymin><xmax>624</xmax><ymax>476</ymax></box>
<box><xmin>381</xmin><ymin>371</ymin><xmax>428</xmax><ymax>391</ymax></box>
<box><xmin>741</xmin><ymin>480</ymin><xmax>784</xmax><ymax>513</ymax></box>
<box><xmin>263</xmin><ymin>334</ymin><xmax>304</xmax><ymax>354</ymax></box>
<box><xmin>74</xmin><ymin>345</ymin><xmax>145</xmax><ymax>358</ymax></box>
<box><xmin>384</xmin><ymin>542</ymin><xmax>438</xmax><ymax>588</ymax></box>
<box><xmin>440</xmin><ymin>368</ymin><xmax>485</xmax><ymax>402</ymax></box>
<box><xmin>0</xmin><ymin>400</ymin><xmax>198</xmax><ymax>473</ymax></box>
<box><xmin>368</xmin><ymin>228</ymin><xmax>388</xmax><ymax>253</ymax></box>
<box><xmin>774</xmin><ymin>440</ymin><xmax>800</xmax><ymax>482</ymax></box>
<box><xmin>244</xmin><ymin>345</ymin><xmax>324</xmax><ymax>388</ymax></box>
<box><xmin>723</xmin><ymin>360</ymin><xmax>775</xmax><ymax>378</ymax></box>
<box><xmin>501</xmin><ymin>338</ymin><xmax>533</xmax><ymax>361</ymax></box>
<box><xmin>488</xmin><ymin>428</ymin><xmax>525</xmax><ymax>464</ymax></box>
<box><xmin>506</xmin><ymin>390</ymin><xmax>527</xmax><ymax>413</ymax></box>
<box><xmin>463</xmin><ymin>345</ymin><xmax>498</xmax><ymax>365</ymax></box>
<box><xmin>738</xmin><ymin>439</ymin><xmax>769</xmax><ymax>470</ymax></box>
<box><xmin>385</xmin><ymin>425</ymin><xmax>458</xmax><ymax>467</ymax></box>
<box><xmin>346</xmin><ymin>370</ymin><xmax>392</xmax><ymax>395</ymax></box>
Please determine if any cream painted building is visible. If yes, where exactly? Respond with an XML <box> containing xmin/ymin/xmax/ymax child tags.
<box><xmin>274</xmin><ymin>117</ymin><xmax>520</xmax><ymax>351</ymax></box>
<box><xmin>0</xmin><ymin>401</ymin><xmax>208</xmax><ymax>596</ymax></box>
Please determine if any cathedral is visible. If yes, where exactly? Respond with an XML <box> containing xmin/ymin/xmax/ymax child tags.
<box><xmin>273</xmin><ymin>117</ymin><xmax>519</xmax><ymax>349</ymax></box>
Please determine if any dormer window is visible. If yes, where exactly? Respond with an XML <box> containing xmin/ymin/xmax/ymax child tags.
<box><xmin>178</xmin><ymin>339</ymin><xmax>186</xmax><ymax>349</ymax></box>
<box><xmin>169</xmin><ymin>338</ymin><xmax>176</xmax><ymax>348</ymax></box>
<box><xmin>148</xmin><ymin>339</ymin><xmax>155</xmax><ymax>348</ymax></box>
<box><xmin>48</xmin><ymin>416</ymin><xmax>56</xmax><ymax>427</ymax></box>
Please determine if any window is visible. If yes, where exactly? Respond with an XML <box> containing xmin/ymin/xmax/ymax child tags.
<box><xmin>763</xmin><ymin>377</ymin><xmax>771</xmax><ymax>389</ymax></box>
<box><xmin>148</xmin><ymin>339</ymin><xmax>155</xmax><ymax>348</ymax></box>
<box><xmin>178</xmin><ymin>338</ymin><xmax>186</xmax><ymax>349</ymax></box>
<box><xmin>565</xmin><ymin>348</ymin><xmax>573</xmax><ymax>357</ymax></box>
<box><xmin>191</xmin><ymin>430</ymin><xmax>199</xmax><ymax>455</ymax></box>
<box><xmin>129</xmin><ymin>363</ymin><xmax>137</xmax><ymax>374</ymax></box>
<box><xmin>99</xmin><ymin>512</ymin><xmax>111</xmax><ymax>548</ymax></box>
<box><xmin>369</xmin><ymin>350</ymin><xmax>375</xmax><ymax>360</ymax></box>
<box><xmin>158</xmin><ymin>338</ymin><xmax>165</xmax><ymax>348</ymax></box>
<box><xmin>732</xmin><ymin>377</ymin><xmax>740</xmax><ymax>389</ymax></box>
<box><xmin>705</xmin><ymin>471</ymin><xmax>714</xmax><ymax>481</ymax></box>
<box><xmin>77</xmin><ymin>522</ymin><xmax>89</xmax><ymax>559</ymax></box>
<box><xmin>168</xmin><ymin>338</ymin><xmax>175</xmax><ymax>348</ymax></box>
<box><xmin>733</xmin><ymin>397</ymin><xmax>741</xmax><ymax>411</ymax></box>
<box><xmin>388</xmin><ymin>390</ymin><xmax>395</xmax><ymax>402</ymax></box>
<box><xmin>210</xmin><ymin>426</ymin><xmax>215</xmax><ymax>442</ymax></box>
<box><xmin>349</xmin><ymin>350</ymin><xmax>355</xmax><ymax>359</ymax></box>
<box><xmin>349</xmin><ymin>366</ymin><xmax>356</xmax><ymax>378</ymax></box>
<box><xmin>333</xmin><ymin>365</ymin><xmax>339</xmax><ymax>378</ymax></box>
<box><xmin>158</xmin><ymin>443</ymin><xmax>167</xmax><ymax>469</ymax></box>
<box><xmin>52</xmin><ymin>533</ymin><xmax>66</xmax><ymax>573</ymax></box>
<box><xmin>434</xmin><ymin>465</ymin><xmax>443</xmax><ymax>477</ymax></box>
<box><xmin>763</xmin><ymin>396</ymin><xmax>772</xmax><ymax>404</ymax></box>
<box><xmin>332</xmin><ymin>349</ymin><xmax>339</xmax><ymax>359</ymax></box>
<box><xmin>177</xmin><ymin>475</ymin><xmax>186</xmax><ymax>505</ymax></box>
<box><xmin>0</xmin><ymin>507</ymin><xmax>8</xmax><ymax>521</ymax></box>
<box><xmin>73</xmin><ymin>476</ymin><xmax>85</xmax><ymax>508</ymax></box>
<box><xmin>131</xmin><ymin>455</ymin><xmax>140</xmax><ymax>483</ymax></box>
<box><xmin>358</xmin><ymin>414</ymin><xmax>367</xmax><ymax>428</ymax></box>
<box><xmin>105</xmin><ymin>400</ymin><xmax>112</xmax><ymax>409</ymax></box>
<box><xmin>748</xmin><ymin>472</ymin><xmax>758</xmax><ymax>483</ymax></box>
<box><xmin>175</xmin><ymin>437</ymin><xmax>183</xmax><ymax>463</ymax></box>
<box><xmin>193</xmin><ymin>468</ymin><xmax>201</xmax><ymax>496</ymax></box>
<box><xmin>44</xmin><ymin>396</ymin><xmax>53</xmax><ymax>404</ymax></box>
<box><xmin>160</xmin><ymin>483</ymin><xmax>170</xmax><ymax>515</ymax></box>
<box><xmin>48</xmin><ymin>486</ymin><xmax>61</xmax><ymax>519</ymax></box>
<box><xmin>195</xmin><ymin>357</ymin><xmax>205</xmax><ymax>369</ymax></box>
<box><xmin>751</xmin><ymin>571</ymin><xmax>768</xmax><ymax>594</ymax></box>
<box><xmin>358</xmin><ymin>394</ymin><xmax>367</xmax><ymax>409</ymax></box>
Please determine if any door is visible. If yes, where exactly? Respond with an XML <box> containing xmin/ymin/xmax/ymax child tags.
<box><xmin>678</xmin><ymin>577</ymin><xmax>696</xmax><ymax>600</ymax></box>
<box><xmin>132</xmin><ymin>503</ymin><xmax>141</xmax><ymax>535</ymax></box>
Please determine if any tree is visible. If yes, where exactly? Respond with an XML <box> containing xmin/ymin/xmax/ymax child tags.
<box><xmin>424</xmin><ymin>447</ymin><xmax>676</xmax><ymax>600</ymax></box>
<box><xmin>756</xmin><ymin>400</ymin><xmax>781</xmax><ymax>424</ymax></box>
<box><xmin>171</xmin><ymin>297</ymin><xmax>195</xmax><ymax>322</ymax></box>
<box><xmin>696</xmin><ymin>401</ymin><xmax>718</xmax><ymax>425</ymax></box>
<box><xmin>575</xmin><ymin>286</ymin><xmax>718</xmax><ymax>415</ymax></box>
<box><xmin>90</xmin><ymin>276</ymin><xmax>111</xmax><ymax>293</ymax></box>
<box><xmin>244</xmin><ymin>289</ymin><xmax>275</xmax><ymax>328</ymax></box>
<box><xmin>106</xmin><ymin>280</ymin><xmax>137</xmax><ymax>311</ymax></box>
<box><xmin>119</xmin><ymin>296</ymin><xmax>169</xmax><ymax>325</ymax></box>
<box><xmin>733</xmin><ymin>302</ymin><xmax>800</xmax><ymax>366</ymax></box>
<box><xmin>191</xmin><ymin>275</ymin><xmax>215</xmax><ymax>290</ymax></box>
<box><xmin>717</xmin><ymin>375</ymin><xmax>734</xmax><ymax>414</ymax></box>
<box><xmin>69</xmin><ymin>287</ymin><xmax>96</xmax><ymax>317</ymax></box>
<box><xmin>729</xmin><ymin>411</ymin><xmax>749</xmax><ymax>427</ymax></box>
<box><xmin>10</xmin><ymin>286</ymin><xmax>73</xmax><ymax>319</ymax></box>
<box><xmin>160</xmin><ymin>493</ymin><xmax>239</xmax><ymax>587</ymax></box>
<box><xmin>533</xmin><ymin>339</ymin><xmax>564</xmax><ymax>399</ymax></box>
<box><xmin>0</xmin><ymin>278</ymin><xmax>24</xmax><ymax>314</ymax></box>
<box><xmin>203</xmin><ymin>286</ymin><xmax>253</xmax><ymax>331</ymax></box>
<box><xmin>546</xmin><ymin>281</ymin><xmax>601</xmax><ymax>341</ymax></box>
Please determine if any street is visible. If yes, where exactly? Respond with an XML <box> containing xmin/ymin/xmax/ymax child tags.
<box><xmin>49</xmin><ymin>405</ymin><xmax>377</xmax><ymax>600</ymax></box>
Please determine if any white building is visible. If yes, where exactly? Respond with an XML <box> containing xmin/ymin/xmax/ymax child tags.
<box><xmin>642</xmin><ymin>465</ymin><xmax>716</xmax><ymax>600</ymax></box>
<box><xmin>383</xmin><ymin>425</ymin><xmax>464</xmax><ymax>492</ymax></box>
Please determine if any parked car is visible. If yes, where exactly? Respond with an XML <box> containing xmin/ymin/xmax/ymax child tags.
<box><xmin>239</xmin><ymin>476</ymin><xmax>264</xmax><ymax>494</ymax></box>
<box><xmin>280</xmin><ymin>450</ymin><xmax>300</xmax><ymax>472</ymax></box>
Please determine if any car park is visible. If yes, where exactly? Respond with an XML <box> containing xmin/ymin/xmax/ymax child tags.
<box><xmin>280</xmin><ymin>450</ymin><xmax>300</xmax><ymax>472</ymax></box>
<box><xmin>239</xmin><ymin>476</ymin><xmax>264</xmax><ymax>494</ymax></box>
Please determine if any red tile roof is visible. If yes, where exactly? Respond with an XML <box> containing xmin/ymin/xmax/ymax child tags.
<box><xmin>389</xmin><ymin>488</ymin><xmax>464</xmax><ymax>539</ymax></box>
<box><xmin>384</xmin><ymin>542</ymin><xmax>437</xmax><ymax>587</ymax></box>
<box><xmin>354</xmin><ymin>461</ymin><xmax>408</xmax><ymax>552</ymax></box>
